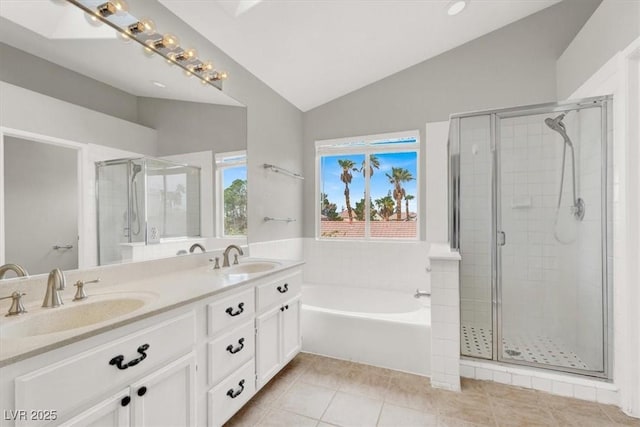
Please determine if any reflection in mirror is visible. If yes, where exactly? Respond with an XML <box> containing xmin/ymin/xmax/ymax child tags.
<box><xmin>0</xmin><ymin>1</ymin><xmax>247</xmax><ymax>278</ymax></box>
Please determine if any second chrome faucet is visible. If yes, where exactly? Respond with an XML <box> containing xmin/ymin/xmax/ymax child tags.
<box><xmin>42</xmin><ymin>268</ymin><xmax>66</xmax><ymax>308</ymax></box>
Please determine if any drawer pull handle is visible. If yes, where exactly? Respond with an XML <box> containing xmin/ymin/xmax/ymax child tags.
<box><xmin>225</xmin><ymin>302</ymin><xmax>245</xmax><ymax>317</ymax></box>
<box><xmin>137</xmin><ymin>386</ymin><xmax>147</xmax><ymax>397</ymax></box>
<box><xmin>121</xmin><ymin>396</ymin><xmax>131</xmax><ymax>407</ymax></box>
<box><xmin>109</xmin><ymin>344</ymin><xmax>150</xmax><ymax>370</ymax></box>
<box><xmin>277</xmin><ymin>284</ymin><xmax>289</xmax><ymax>293</ymax></box>
<box><xmin>226</xmin><ymin>338</ymin><xmax>245</xmax><ymax>354</ymax></box>
<box><xmin>226</xmin><ymin>379</ymin><xmax>245</xmax><ymax>399</ymax></box>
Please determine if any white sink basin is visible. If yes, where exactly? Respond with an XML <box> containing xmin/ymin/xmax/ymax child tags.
<box><xmin>223</xmin><ymin>261</ymin><xmax>280</xmax><ymax>277</ymax></box>
<box><xmin>1</xmin><ymin>294</ymin><xmax>154</xmax><ymax>338</ymax></box>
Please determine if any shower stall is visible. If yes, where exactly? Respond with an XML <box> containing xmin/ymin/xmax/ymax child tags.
<box><xmin>448</xmin><ymin>96</ymin><xmax>612</xmax><ymax>378</ymax></box>
<box><xmin>96</xmin><ymin>158</ymin><xmax>201</xmax><ymax>265</ymax></box>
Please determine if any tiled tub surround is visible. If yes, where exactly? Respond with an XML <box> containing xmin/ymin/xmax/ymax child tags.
<box><xmin>0</xmin><ymin>254</ymin><xmax>303</xmax><ymax>426</ymax></box>
<box><xmin>226</xmin><ymin>352</ymin><xmax>639</xmax><ymax>427</ymax></box>
<box><xmin>301</xmin><ymin>284</ymin><xmax>430</xmax><ymax>376</ymax></box>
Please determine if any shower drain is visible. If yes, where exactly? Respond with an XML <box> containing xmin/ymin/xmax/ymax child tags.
<box><xmin>505</xmin><ymin>349</ymin><xmax>522</xmax><ymax>357</ymax></box>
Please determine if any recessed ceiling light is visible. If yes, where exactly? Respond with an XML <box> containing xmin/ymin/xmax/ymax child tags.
<box><xmin>151</xmin><ymin>80</ymin><xmax>166</xmax><ymax>88</ymax></box>
<box><xmin>447</xmin><ymin>0</ymin><xmax>468</xmax><ymax>16</ymax></box>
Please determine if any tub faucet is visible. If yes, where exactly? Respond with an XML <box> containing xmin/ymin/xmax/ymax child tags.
<box><xmin>0</xmin><ymin>263</ymin><xmax>29</xmax><ymax>279</ymax></box>
<box><xmin>222</xmin><ymin>245</ymin><xmax>244</xmax><ymax>267</ymax></box>
<box><xmin>42</xmin><ymin>268</ymin><xmax>66</xmax><ymax>308</ymax></box>
<box><xmin>189</xmin><ymin>243</ymin><xmax>206</xmax><ymax>253</ymax></box>
<box><xmin>414</xmin><ymin>289</ymin><xmax>430</xmax><ymax>298</ymax></box>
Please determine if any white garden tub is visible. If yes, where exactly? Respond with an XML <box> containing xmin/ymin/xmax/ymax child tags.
<box><xmin>301</xmin><ymin>284</ymin><xmax>431</xmax><ymax>376</ymax></box>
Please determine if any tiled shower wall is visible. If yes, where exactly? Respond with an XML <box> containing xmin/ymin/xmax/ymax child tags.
<box><xmin>460</xmin><ymin>108</ymin><xmax>606</xmax><ymax>370</ymax></box>
<box><xmin>459</xmin><ymin>116</ymin><xmax>492</xmax><ymax>340</ymax></box>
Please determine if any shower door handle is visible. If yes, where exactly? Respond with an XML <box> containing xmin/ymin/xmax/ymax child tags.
<box><xmin>497</xmin><ymin>231</ymin><xmax>506</xmax><ymax>246</ymax></box>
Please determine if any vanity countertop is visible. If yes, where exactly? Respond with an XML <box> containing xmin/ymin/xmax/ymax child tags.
<box><xmin>0</xmin><ymin>258</ymin><xmax>304</xmax><ymax>367</ymax></box>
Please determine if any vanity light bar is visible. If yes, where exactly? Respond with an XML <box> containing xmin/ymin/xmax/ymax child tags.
<box><xmin>64</xmin><ymin>0</ymin><xmax>228</xmax><ymax>89</ymax></box>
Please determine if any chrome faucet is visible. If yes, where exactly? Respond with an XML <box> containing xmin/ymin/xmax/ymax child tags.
<box><xmin>0</xmin><ymin>291</ymin><xmax>27</xmax><ymax>316</ymax></box>
<box><xmin>0</xmin><ymin>263</ymin><xmax>29</xmax><ymax>279</ymax></box>
<box><xmin>189</xmin><ymin>243</ymin><xmax>206</xmax><ymax>253</ymax></box>
<box><xmin>42</xmin><ymin>268</ymin><xmax>66</xmax><ymax>308</ymax></box>
<box><xmin>222</xmin><ymin>245</ymin><xmax>244</xmax><ymax>267</ymax></box>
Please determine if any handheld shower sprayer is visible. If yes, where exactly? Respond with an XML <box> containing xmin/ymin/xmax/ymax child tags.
<box><xmin>544</xmin><ymin>112</ymin><xmax>584</xmax><ymax>229</ymax></box>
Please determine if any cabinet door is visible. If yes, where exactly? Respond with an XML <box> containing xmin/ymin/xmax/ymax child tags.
<box><xmin>256</xmin><ymin>306</ymin><xmax>281</xmax><ymax>387</ymax></box>
<box><xmin>282</xmin><ymin>297</ymin><xmax>301</xmax><ymax>363</ymax></box>
<box><xmin>59</xmin><ymin>389</ymin><xmax>130</xmax><ymax>427</ymax></box>
<box><xmin>130</xmin><ymin>352</ymin><xmax>196</xmax><ymax>427</ymax></box>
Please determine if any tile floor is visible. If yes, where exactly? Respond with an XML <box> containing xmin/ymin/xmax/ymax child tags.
<box><xmin>225</xmin><ymin>352</ymin><xmax>640</xmax><ymax>427</ymax></box>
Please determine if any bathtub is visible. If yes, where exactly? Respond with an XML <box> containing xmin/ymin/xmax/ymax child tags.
<box><xmin>301</xmin><ymin>284</ymin><xmax>431</xmax><ymax>376</ymax></box>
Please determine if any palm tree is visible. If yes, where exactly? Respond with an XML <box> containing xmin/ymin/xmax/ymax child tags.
<box><xmin>338</xmin><ymin>159</ymin><xmax>358</xmax><ymax>222</ymax></box>
<box><xmin>374</xmin><ymin>195</ymin><xmax>395</xmax><ymax>221</ymax></box>
<box><xmin>386</xmin><ymin>167</ymin><xmax>414</xmax><ymax>220</ymax></box>
<box><xmin>404</xmin><ymin>194</ymin><xmax>415</xmax><ymax>221</ymax></box>
<box><xmin>360</xmin><ymin>154</ymin><xmax>380</xmax><ymax>178</ymax></box>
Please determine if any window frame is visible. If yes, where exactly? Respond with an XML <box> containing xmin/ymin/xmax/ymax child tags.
<box><xmin>215</xmin><ymin>150</ymin><xmax>247</xmax><ymax>238</ymax></box>
<box><xmin>315</xmin><ymin>130</ymin><xmax>420</xmax><ymax>241</ymax></box>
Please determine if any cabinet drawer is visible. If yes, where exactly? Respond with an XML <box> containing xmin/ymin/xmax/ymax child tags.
<box><xmin>208</xmin><ymin>288</ymin><xmax>255</xmax><ymax>336</ymax></box>
<box><xmin>208</xmin><ymin>320</ymin><xmax>255</xmax><ymax>386</ymax></box>
<box><xmin>208</xmin><ymin>359</ymin><xmax>256</xmax><ymax>427</ymax></box>
<box><xmin>15</xmin><ymin>312</ymin><xmax>195</xmax><ymax>426</ymax></box>
<box><xmin>256</xmin><ymin>271</ymin><xmax>301</xmax><ymax>312</ymax></box>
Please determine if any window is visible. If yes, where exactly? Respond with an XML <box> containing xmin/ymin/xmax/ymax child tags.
<box><xmin>216</xmin><ymin>151</ymin><xmax>247</xmax><ymax>237</ymax></box>
<box><xmin>316</xmin><ymin>131</ymin><xmax>419</xmax><ymax>240</ymax></box>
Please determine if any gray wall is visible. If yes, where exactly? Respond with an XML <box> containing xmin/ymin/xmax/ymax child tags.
<box><xmin>4</xmin><ymin>137</ymin><xmax>78</xmax><ymax>275</ymax></box>
<box><xmin>0</xmin><ymin>42</ymin><xmax>139</xmax><ymax>123</ymax></box>
<box><xmin>302</xmin><ymin>0</ymin><xmax>600</xmax><ymax>239</ymax></box>
<box><xmin>137</xmin><ymin>97</ymin><xmax>247</xmax><ymax>156</ymax></box>
<box><xmin>133</xmin><ymin>2</ymin><xmax>304</xmax><ymax>245</ymax></box>
<box><xmin>557</xmin><ymin>0</ymin><xmax>640</xmax><ymax>99</ymax></box>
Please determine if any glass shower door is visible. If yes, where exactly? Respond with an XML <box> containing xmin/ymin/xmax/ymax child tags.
<box><xmin>497</xmin><ymin>106</ymin><xmax>606</xmax><ymax>374</ymax></box>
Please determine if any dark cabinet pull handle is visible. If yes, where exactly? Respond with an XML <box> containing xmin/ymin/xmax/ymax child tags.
<box><xmin>285</xmin><ymin>304</ymin><xmax>289</xmax><ymax>310</ymax></box>
<box><xmin>109</xmin><ymin>344</ymin><xmax>150</xmax><ymax>370</ymax></box>
<box><xmin>121</xmin><ymin>396</ymin><xmax>131</xmax><ymax>407</ymax></box>
<box><xmin>280</xmin><ymin>306</ymin><xmax>284</xmax><ymax>312</ymax></box>
<box><xmin>277</xmin><ymin>284</ymin><xmax>289</xmax><ymax>293</ymax></box>
<box><xmin>226</xmin><ymin>379</ymin><xmax>245</xmax><ymax>399</ymax></box>
<box><xmin>137</xmin><ymin>386</ymin><xmax>147</xmax><ymax>397</ymax></box>
<box><xmin>225</xmin><ymin>302</ymin><xmax>245</xmax><ymax>317</ymax></box>
<box><xmin>226</xmin><ymin>338</ymin><xmax>245</xmax><ymax>354</ymax></box>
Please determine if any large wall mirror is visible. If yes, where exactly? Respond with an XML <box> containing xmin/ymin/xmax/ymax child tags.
<box><xmin>0</xmin><ymin>1</ymin><xmax>248</xmax><ymax>278</ymax></box>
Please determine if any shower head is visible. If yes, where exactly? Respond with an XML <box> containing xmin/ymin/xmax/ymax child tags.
<box><xmin>544</xmin><ymin>113</ymin><xmax>572</xmax><ymax>147</ymax></box>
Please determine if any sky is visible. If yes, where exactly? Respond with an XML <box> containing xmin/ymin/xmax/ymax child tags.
<box><xmin>223</xmin><ymin>165</ymin><xmax>247</xmax><ymax>188</ymax></box>
<box><xmin>320</xmin><ymin>151</ymin><xmax>418</xmax><ymax>214</ymax></box>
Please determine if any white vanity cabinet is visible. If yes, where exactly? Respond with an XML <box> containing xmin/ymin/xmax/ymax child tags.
<box><xmin>255</xmin><ymin>271</ymin><xmax>302</xmax><ymax>388</ymax></box>
<box><xmin>0</xmin><ymin>263</ymin><xmax>304</xmax><ymax>427</ymax></box>
<box><xmin>60</xmin><ymin>353</ymin><xmax>196</xmax><ymax>427</ymax></box>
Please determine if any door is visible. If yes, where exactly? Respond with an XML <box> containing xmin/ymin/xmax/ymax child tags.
<box><xmin>130</xmin><ymin>353</ymin><xmax>196</xmax><ymax>427</ymax></box>
<box><xmin>3</xmin><ymin>137</ymin><xmax>78</xmax><ymax>274</ymax></box>
<box><xmin>496</xmin><ymin>106</ymin><xmax>606</xmax><ymax>375</ymax></box>
<box><xmin>282</xmin><ymin>298</ymin><xmax>301</xmax><ymax>362</ymax></box>
<box><xmin>59</xmin><ymin>389</ymin><xmax>129</xmax><ymax>427</ymax></box>
<box><xmin>256</xmin><ymin>306</ymin><xmax>281</xmax><ymax>387</ymax></box>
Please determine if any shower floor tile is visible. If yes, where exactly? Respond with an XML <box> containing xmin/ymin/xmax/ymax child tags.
<box><xmin>461</xmin><ymin>324</ymin><xmax>590</xmax><ymax>370</ymax></box>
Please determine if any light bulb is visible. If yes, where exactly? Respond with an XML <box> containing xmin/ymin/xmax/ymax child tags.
<box><xmin>193</xmin><ymin>61</ymin><xmax>213</xmax><ymax>74</ymax></box>
<box><xmin>180</xmin><ymin>48</ymin><xmax>198</xmax><ymax>62</ymax></box>
<box><xmin>143</xmin><ymin>40</ymin><xmax>156</xmax><ymax>57</ymax></box>
<box><xmin>183</xmin><ymin>65</ymin><xmax>195</xmax><ymax>78</ymax></box>
<box><xmin>162</xmin><ymin>33</ymin><xmax>180</xmax><ymax>50</ymax></box>
<box><xmin>117</xmin><ymin>31</ymin><xmax>132</xmax><ymax>43</ymax></box>
<box><xmin>84</xmin><ymin>12</ymin><xmax>103</xmax><ymax>27</ymax></box>
<box><xmin>219</xmin><ymin>71</ymin><xmax>228</xmax><ymax>80</ymax></box>
<box><xmin>140</xmin><ymin>18</ymin><xmax>156</xmax><ymax>35</ymax></box>
<box><xmin>112</xmin><ymin>0</ymin><xmax>129</xmax><ymax>16</ymax></box>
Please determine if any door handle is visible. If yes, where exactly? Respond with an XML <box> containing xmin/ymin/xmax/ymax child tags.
<box><xmin>497</xmin><ymin>231</ymin><xmax>506</xmax><ymax>246</ymax></box>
